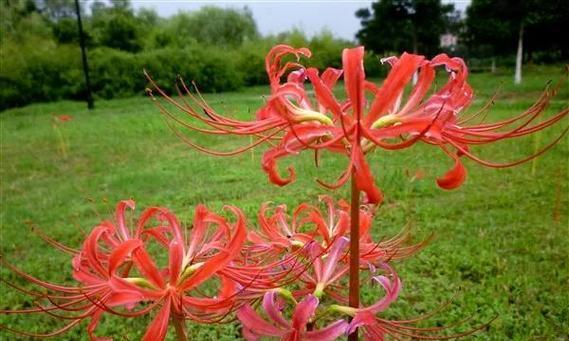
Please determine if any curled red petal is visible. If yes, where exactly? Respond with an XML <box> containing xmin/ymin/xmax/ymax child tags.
<box><xmin>168</xmin><ymin>240</ymin><xmax>183</xmax><ymax>284</ymax></box>
<box><xmin>262</xmin><ymin>148</ymin><xmax>297</xmax><ymax>186</ymax></box>
<box><xmin>436</xmin><ymin>149</ymin><xmax>467</xmax><ymax>190</ymax></box>
<box><xmin>178</xmin><ymin>206</ymin><xmax>246</xmax><ymax>291</ymax></box>
<box><xmin>132</xmin><ymin>247</ymin><xmax>165</xmax><ymax>289</ymax></box>
<box><xmin>116</xmin><ymin>200</ymin><xmax>135</xmax><ymax>241</ymax></box>
<box><xmin>342</xmin><ymin>46</ymin><xmax>366</xmax><ymax>120</ymax></box>
<box><xmin>265</xmin><ymin>44</ymin><xmax>311</xmax><ymax>90</ymax></box>
<box><xmin>367</xmin><ymin>53</ymin><xmax>425</xmax><ymax>124</ymax></box>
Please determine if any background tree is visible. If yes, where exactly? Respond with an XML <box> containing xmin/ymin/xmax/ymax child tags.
<box><xmin>355</xmin><ymin>0</ymin><xmax>456</xmax><ymax>57</ymax></box>
<box><xmin>148</xmin><ymin>6</ymin><xmax>258</xmax><ymax>49</ymax></box>
<box><xmin>34</xmin><ymin>0</ymin><xmax>75</xmax><ymax>21</ymax></box>
<box><xmin>90</xmin><ymin>0</ymin><xmax>143</xmax><ymax>52</ymax></box>
<box><xmin>463</xmin><ymin>0</ymin><xmax>568</xmax><ymax>83</ymax></box>
<box><xmin>1</xmin><ymin>0</ymin><xmax>51</xmax><ymax>42</ymax></box>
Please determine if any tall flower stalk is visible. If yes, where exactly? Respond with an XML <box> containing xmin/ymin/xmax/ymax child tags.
<box><xmin>145</xmin><ymin>44</ymin><xmax>567</xmax><ymax>339</ymax></box>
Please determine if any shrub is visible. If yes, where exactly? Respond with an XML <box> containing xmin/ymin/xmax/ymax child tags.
<box><xmin>236</xmin><ymin>41</ymin><xmax>273</xmax><ymax>86</ymax></box>
<box><xmin>141</xmin><ymin>46</ymin><xmax>243</xmax><ymax>94</ymax></box>
<box><xmin>89</xmin><ymin>48</ymin><xmax>143</xmax><ymax>99</ymax></box>
<box><xmin>0</xmin><ymin>40</ymin><xmax>83</xmax><ymax>110</ymax></box>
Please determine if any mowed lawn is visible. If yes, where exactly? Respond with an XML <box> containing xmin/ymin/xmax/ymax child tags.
<box><xmin>1</xmin><ymin>65</ymin><xmax>568</xmax><ymax>340</ymax></box>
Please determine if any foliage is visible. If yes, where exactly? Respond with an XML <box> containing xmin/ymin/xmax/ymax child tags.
<box><xmin>142</xmin><ymin>46</ymin><xmax>244</xmax><ymax>94</ymax></box>
<box><xmin>355</xmin><ymin>0</ymin><xmax>457</xmax><ymax>57</ymax></box>
<box><xmin>0</xmin><ymin>1</ymin><xmax>355</xmax><ymax>110</ymax></box>
<box><xmin>89</xmin><ymin>1</ymin><xmax>144</xmax><ymax>52</ymax></box>
<box><xmin>463</xmin><ymin>0</ymin><xmax>569</xmax><ymax>60</ymax></box>
<box><xmin>0</xmin><ymin>40</ymin><xmax>83</xmax><ymax>109</ymax></box>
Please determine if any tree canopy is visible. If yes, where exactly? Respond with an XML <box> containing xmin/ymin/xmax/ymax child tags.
<box><xmin>355</xmin><ymin>0</ymin><xmax>457</xmax><ymax>57</ymax></box>
<box><xmin>0</xmin><ymin>0</ymin><xmax>354</xmax><ymax>110</ymax></box>
<box><xmin>463</xmin><ymin>0</ymin><xmax>568</xmax><ymax>60</ymax></box>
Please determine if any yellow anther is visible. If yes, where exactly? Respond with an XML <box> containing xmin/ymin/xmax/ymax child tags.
<box><xmin>292</xmin><ymin>108</ymin><xmax>334</xmax><ymax>126</ymax></box>
<box><xmin>124</xmin><ymin>277</ymin><xmax>155</xmax><ymax>290</ymax></box>
<box><xmin>371</xmin><ymin>114</ymin><xmax>399</xmax><ymax>129</ymax></box>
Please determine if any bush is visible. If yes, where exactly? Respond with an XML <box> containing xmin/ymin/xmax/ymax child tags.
<box><xmin>0</xmin><ymin>34</ymin><xmax>388</xmax><ymax>112</ymax></box>
<box><xmin>0</xmin><ymin>43</ymin><xmax>245</xmax><ymax>110</ymax></box>
<box><xmin>363</xmin><ymin>51</ymin><xmax>389</xmax><ymax>78</ymax></box>
<box><xmin>141</xmin><ymin>46</ymin><xmax>243</xmax><ymax>94</ymax></box>
<box><xmin>89</xmin><ymin>46</ymin><xmax>244</xmax><ymax>100</ymax></box>
<box><xmin>89</xmin><ymin>48</ymin><xmax>144</xmax><ymax>99</ymax></box>
<box><xmin>236</xmin><ymin>41</ymin><xmax>273</xmax><ymax>86</ymax></box>
<box><xmin>0</xmin><ymin>40</ymin><xmax>83</xmax><ymax>110</ymax></box>
<box><xmin>307</xmin><ymin>30</ymin><xmax>349</xmax><ymax>70</ymax></box>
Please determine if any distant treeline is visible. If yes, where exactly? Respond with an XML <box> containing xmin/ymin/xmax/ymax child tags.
<box><xmin>1</xmin><ymin>0</ymin><xmax>567</xmax><ymax>110</ymax></box>
<box><xmin>2</xmin><ymin>1</ymin><xmax>383</xmax><ymax>110</ymax></box>
<box><xmin>356</xmin><ymin>0</ymin><xmax>567</xmax><ymax>62</ymax></box>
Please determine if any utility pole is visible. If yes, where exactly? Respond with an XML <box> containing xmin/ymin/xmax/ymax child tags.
<box><xmin>74</xmin><ymin>0</ymin><xmax>94</xmax><ymax>109</ymax></box>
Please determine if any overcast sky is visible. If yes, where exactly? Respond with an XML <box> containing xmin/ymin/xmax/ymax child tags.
<box><xmin>131</xmin><ymin>0</ymin><xmax>471</xmax><ymax>41</ymax></box>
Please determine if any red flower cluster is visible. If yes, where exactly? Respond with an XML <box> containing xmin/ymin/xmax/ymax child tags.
<box><xmin>3</xmin><ymin>44</ymin><xmax>565</xmax><ymax>341</ymax></box>
<box><xmin>2</xmin><ymin>197</ymin><xmax>472</xmax><ymax>340</ymax></box>
<box><xmin>147</xmin><ymin>45</ymin><xmax>567</xmax><ymax>204</ymax></box>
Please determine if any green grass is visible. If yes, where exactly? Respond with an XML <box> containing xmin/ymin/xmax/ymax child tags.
<box><xmin>1</xmin><ymin>64</ymin><xmax>568</xmax><ymax>340</ymax></box>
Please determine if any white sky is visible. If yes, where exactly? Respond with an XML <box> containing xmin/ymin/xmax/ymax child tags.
<box><xmin>131</xmin><ymin>0</ymin><xmax>471</xmax><ymax>41</ymax></box>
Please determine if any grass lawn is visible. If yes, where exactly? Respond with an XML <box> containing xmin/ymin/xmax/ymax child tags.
<box><xmin>1</xmin><ymin>64</ymin><xmax>568</xmax><ymax>340</ymax></box>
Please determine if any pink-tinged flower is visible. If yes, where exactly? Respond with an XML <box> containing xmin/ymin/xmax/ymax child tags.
<box><xmin>147</xmin><ymin>45</ymin><xmax>567</xmax><ymax>204</ymax></box>
<box><xmin>309</xmin><ymin>196</ymin><xmax>351</xmax><ymax>246</ymax></box>
<box><xmin>300</xmin><ymin>237</ymin><xmax>349</xmax><ymax>303</ymax></box>
<box><xmin>339</xmin><ymin>264</ymin><xmax>489</xmax><ymax>340</ymax></box>
<box><xmin>237</xmin><ymin>291</ymin><xmax>348</xmax><ymax>341</ymax></box>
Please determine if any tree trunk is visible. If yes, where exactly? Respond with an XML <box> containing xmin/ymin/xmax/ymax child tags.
<box><xmin>491</xmin><ymin>58</ymin><xmax>496</xmax><ymax>73</ymax></box>
<box><xmin>74</xmin><ymin>0</ymin><xmax>94</xmax><ymax>109</ymax></box>
<box><xmin>412</xmin><ymin>37</ymin><xmax>418</xmax><ymax>85</ymax></box>
<box><xmin>514</xmin><ymin>23</ymin><xmax>524</xmax><ymax>85</ymax></box>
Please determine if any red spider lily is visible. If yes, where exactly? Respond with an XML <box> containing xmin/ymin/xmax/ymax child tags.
<box><xmin>147</xmin><ymin>45</ymin><xmax>567</xmax><ymax>204</ymax></box>
<box><xmin>305</xmin><ymin>196</ymin><xmax>429</xmax><ymax>266</ymax></box>
<box><xmin>1</xmin><ymin>200</ymin><xmax>247</xmax><ymax>341</ymax></box>
<box><xmin>246</xmin><ymin>202</ymin><xmax>318</xmax><ymax>253</ymax></box>
<box><xmin>334</xmin><ymin>264</ymin><xmax>491</xmax><ymax>341</ymax></box>
<box><xmin>57</xmin><ymin>115</ymin><xmax>73</xmax><ymax>122</ymax></box>
<box><xmin>237</xmin><ymin>291</ymin><xmax>348</xmax><ymax>341</ymax></box>
<box><xmin>299</xmin><ymin>237</ymin><xmax>349</xmax><ymax>303</ymax></box>
<box><xmin>53</xmin><ymin>114</ymin><xmax>74</xmax><ymax>123</ymax></box>
<box><xmin>113</xmin><ymin>203</ymin><xmax>247</xmax><ymax>340</ymax></box>
<box><xmin>359</xmin><ymin>53</ymin><xmax>568</xmax><ymax>190</ymax></box>
<box><xmin>242</xmin><ymin>196</ymin><xmax>426</xmax><ymax>267</ymax></box>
